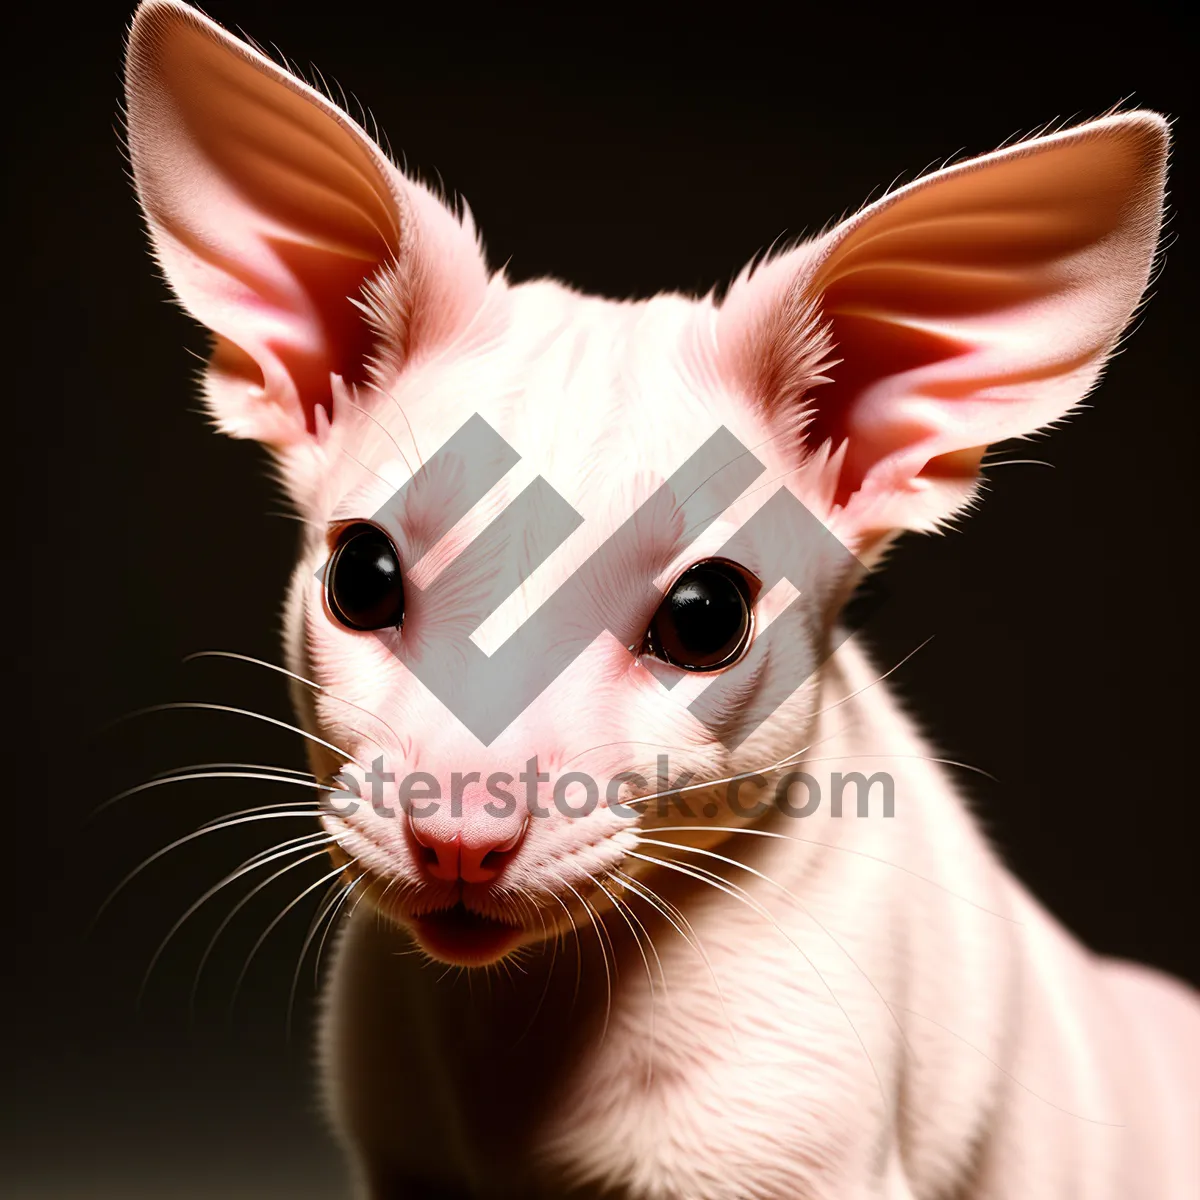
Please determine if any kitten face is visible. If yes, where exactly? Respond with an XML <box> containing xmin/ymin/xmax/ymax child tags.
<box><xmin>285</xmin><ymin>281</ymin><xmax>845</xmax><ymax>965</ymax></box>
<box><xmin>125</xmin><ymin>2</ymin><xmax>1166</xmax><ymax>965</ymax></box>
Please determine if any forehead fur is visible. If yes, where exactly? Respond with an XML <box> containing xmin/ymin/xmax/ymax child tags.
<box><xmin>309</xmin><ymin>274</ymin><xmax>843</xmax><ymax>557</ymax></box>
<box><xmin>289</xmin><ymin>273</ymin><xmax>842</xmax><ymax>777</ymax></box>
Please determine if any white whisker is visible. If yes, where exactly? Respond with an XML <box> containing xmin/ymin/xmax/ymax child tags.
<box><xmin>634</xmin><ymin>834</ymin><xmax>915</xmax><ymax>1072</ymax></box>
<box><xmin>341</xmin><ymin>395</ymin><xmax>416</xmax><ymax>483</ymax></box>
<box><xmin>111</xmin><ymin>702</ymin><xmax>365</xmax><ymax>768</ymax></box>
<box><xmin>189</xmin><ymin>841</ymin><xmax>341</xmax><ymax>1016</ymax></box>
<box><xmin>314</xmin><ymin>876</ymin><xmax>367</xmax><ymax>985</ymax></box>
<box><xmin>229</xmin><ymin>859</ymin><xmax>356</xmax><ymax>1014</ymax></box>
<box><xmin>93</xmin><ymin>770</ymin><xmax>341</xmax><ymax>822</ymax></box>
<box><xmin>92</xmin><ymin>811</ymin><xmax>329</xmax><ymax>930</ymax></box>
<box><xmin>198</xmin><ymin>802</ymin><xmax>325</xmax><ymax>830</ymax></box>
<box><xmin>646</xmin><ymin>826</ymin><xmax>1018</xmax><ymax>923</ymax></box>
<box><xmin>151</xmin><ymin>761</ymin><xmax>316</xmax><ymax>782</ymax></box>
<box><xmin>559</xmin><ymin>878</ymin><xmax>613</xmax><ymax>1046</ymax></box>
<box><xmin>362</xmin><ymin>379</ymin><xmax>424</xmax><ymax>468</ymax></box>
<box><xmin>140</xmin><ymin>837</ymin><xmax>334</xmax><ymax>1007</ymax></box>
<box><xmin>287</xmin><ymin>875</ymin><xmax>356</xmax><ymax>1039</ymax></box>
<box><xmin>625</xmin><ymin>848</ymin><xmax>888</xmax><ymax>1107</ymax></box>
<box><xmin>611</xmin><ymin>866</ymin><xmax>736</xmax><ymax>1048</ymax></box>
<box><xmin>592</xmin><ymin>873</ymin><xmax>659</xmax><ymax>1087</ymax></box>
<box><xmin>183</xmin><ymin>650</ymin><xmax>402</xmax><ymax>746</ymax></box>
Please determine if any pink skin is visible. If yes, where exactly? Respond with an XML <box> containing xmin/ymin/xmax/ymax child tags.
<box><xmin>125</xmin><ymin>4</ymin><xmax>1199</xmax><ymax>1198</ymax></box>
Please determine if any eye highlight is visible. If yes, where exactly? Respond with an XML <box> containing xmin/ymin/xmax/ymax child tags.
<box><xmin>325</xmin><ymin>524</ymin><xmax>405</xmax><ymax>632</ymax></box>
<box><xmin>645</xmin><ymin>561</ymin><xmax>754</xmax><ymax>671</ymax></box>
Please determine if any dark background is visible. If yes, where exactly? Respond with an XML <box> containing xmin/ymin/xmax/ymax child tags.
<box><xmin>8</xmin><ymin>2</ymin><xmax>1195</xmax><ymax>1196</ymax></box>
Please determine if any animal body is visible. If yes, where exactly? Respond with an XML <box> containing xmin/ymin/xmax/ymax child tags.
<box><xmin>124</xmin><ymin>3</ymin><xmax>1199</xmax><ymax>1197</ymax></box>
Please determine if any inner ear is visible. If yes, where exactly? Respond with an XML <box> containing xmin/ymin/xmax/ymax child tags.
<box><xmin>125</xmin><ymin>0</ymin><xmax>488</xmax><ymax>452</ymax></box>
<box><xmin>801</xmin><ymin>316</ymin><xmax>966</xmax><ymax>507</ymax></box>
<box><xmin>720</xmin><ymin>112</ymin><xmax>1169</xmax><ymax>535</ymax></box>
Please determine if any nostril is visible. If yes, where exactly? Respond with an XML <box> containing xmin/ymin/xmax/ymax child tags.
<box><xmin>407</xmin><ymin>817</ymin><xmax>460</xmax><ymax>879</ymax></box>
<box><xmin>480</xmin><ymin>845</ymin><xmax>517</xmax><ymax>872</ymax></box>
<box><xmin>460</xmin><ymin>820</ymin><xmax>528</xmax><ymax>884</ymax></box>
<box><xmin>408</xmin><ymin>812</ymin><xmax>528</xmax><ymax>883</ymax></box>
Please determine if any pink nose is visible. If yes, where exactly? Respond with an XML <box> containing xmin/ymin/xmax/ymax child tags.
<box><xmin>409</xmin><ymin>817</ymin><xmax>528</xmax><ymax>883</ymax></box>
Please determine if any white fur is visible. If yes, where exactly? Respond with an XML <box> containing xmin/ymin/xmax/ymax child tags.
<box><xmin>316</xmin><ymin>634</ymin><xmax>1200</xmax><ymax>1199</ymax></box>
<box><xmin>123</xmin><ymin>5</ymin><xmax>1198</xmax><ymax>1196</ymax></box>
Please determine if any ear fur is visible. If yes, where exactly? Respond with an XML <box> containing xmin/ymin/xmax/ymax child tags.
<box><xmin>125</xmin><ymin>0</ymin><xmax>489</xmax><ymax>448</ymax></box>
<box><xmin>719</xmin><ymin>111</ymin><xmax>1170</xmax><ymax>541</ymax></box>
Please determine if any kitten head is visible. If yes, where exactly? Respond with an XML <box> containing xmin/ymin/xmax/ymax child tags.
<box><xmin>126</xmin><ymin>0</ymin><xmax>1167</xmax><ymax>964</ymax></box>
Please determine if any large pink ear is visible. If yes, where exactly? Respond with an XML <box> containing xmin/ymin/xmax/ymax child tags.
<box><xmin>125</xmin><ymin>0</ymin><xmax>488</xmax><ymax>446</ymax></box>
<box><xmin>719</xmin><ymin>112</ymin><xmax>1169</xmax><ymax>541</ymax></box>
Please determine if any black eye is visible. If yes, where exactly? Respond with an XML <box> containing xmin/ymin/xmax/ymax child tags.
<box><xmin>646</xmin><ymin>561</ymin><xmax>753</xmax><ymax>671</ymax></box>
<box><xmin>325</xmin><ymin>524</ymin><xmax>405</xmax><ymax>631</ymax></box>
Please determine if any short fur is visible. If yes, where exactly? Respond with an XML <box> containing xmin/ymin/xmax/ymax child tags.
<box><xmin>124</xmin><ymin>3</ymin><xmax>1198</xmax><ymax>1197</ymax></box>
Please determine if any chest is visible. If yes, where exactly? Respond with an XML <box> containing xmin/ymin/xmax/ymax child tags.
<box><xmin>326</xmin><ymin>860</ymin><xmax>907</xmax><ymax>1198</ymax></box>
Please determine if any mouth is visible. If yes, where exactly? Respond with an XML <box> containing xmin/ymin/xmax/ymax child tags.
<box><xmin>327</xmin><ymin>836</ymin><xmax>530</xmax><ymax>967</ymax></box>
<box><xmin>409</xmin><ymin>902</ymin><xmax>525</xmax><ymax>966</ymax></box>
